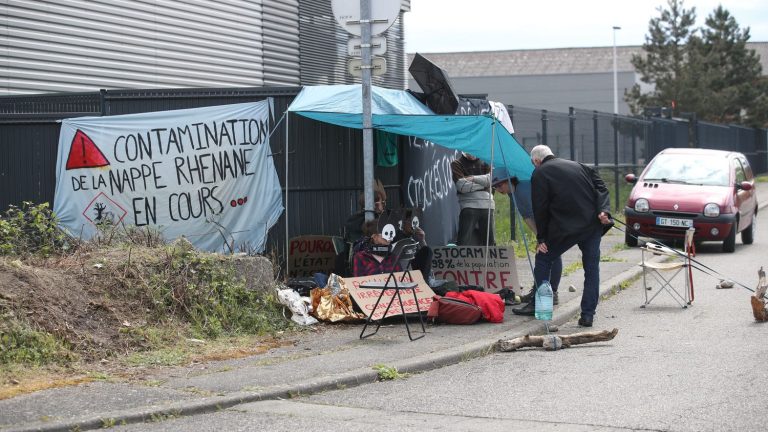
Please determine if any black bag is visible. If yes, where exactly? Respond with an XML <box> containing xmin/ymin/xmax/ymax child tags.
<box><xmin>285</xmin><ymin>277</ymin><xmax>318</xmax><ymax>296</ymax></box>
<box><xmin>427</xmin><ymin>295</ymin><xmax>482</xmax><ymax>325</ymax></box>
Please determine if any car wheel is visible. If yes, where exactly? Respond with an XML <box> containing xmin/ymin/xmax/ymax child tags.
<box><xmin>722</xmin><ymin>222</ymin><xmax>737</xmax><ymax>253</ymax></box>
<box><xmin>625</xmin><ymin>227</ymin><xmax>638</xmax><ymax>247</ymax></box>
<box><xmin>741</xmin><ymin>215</ymin><xmax>755</xmax><ymax>245</ymax></box>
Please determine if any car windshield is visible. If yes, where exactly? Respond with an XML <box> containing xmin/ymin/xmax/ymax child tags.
<box><xmin>642</xmin><ymin>153</ymin><xmax>730</xmax><ymax>186</ymax></box>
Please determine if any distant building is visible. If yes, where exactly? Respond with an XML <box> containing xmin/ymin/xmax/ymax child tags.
<box><xmin>407</xmin><ymin>42</ymin><xmax>768</xmax><ymax>115</ymax></box>
<box><xmin>1</xmin><ymin>0</ymin><xmax>411</xmax><ymax>95</ymax></box>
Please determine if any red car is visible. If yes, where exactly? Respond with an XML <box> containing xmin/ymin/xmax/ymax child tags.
<box><xmin>624</xmin><ymin>148</ymin><xmax>758</xmax><ymax>252</ymax></box>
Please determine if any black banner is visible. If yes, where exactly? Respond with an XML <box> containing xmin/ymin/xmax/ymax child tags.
<box><xmin>401</xmin><ymin>136</ymin><xmax>460</xmax><ymax>246</ymax></box>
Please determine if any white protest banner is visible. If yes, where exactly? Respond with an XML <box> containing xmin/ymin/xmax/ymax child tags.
<box><xmin>431</xmin><ymin>246</ymin><xmax>520</xmax><ymax>294</ymax></box>
<box><xmin>53</xmin><ymin>101</ymin><xmax>282</xmax><ymax>253</ymax></box>
<box><xmin>346</xmin><ymin>271</ymin><xmax>435</xmax><ymax>320</ymax></box>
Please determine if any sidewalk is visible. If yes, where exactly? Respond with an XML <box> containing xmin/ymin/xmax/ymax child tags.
<box><xmin>2</xmin><ymin>183</ymin><xmax>766</xmax><ymax>432</ymax></box>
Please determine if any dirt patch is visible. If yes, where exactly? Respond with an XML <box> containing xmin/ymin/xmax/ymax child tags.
<box><xmin>0</xmin><ymin>244</ymin><xmax>287</xmax><ymax>397</ymax></box>
<box><xmin>0</xmin><ymin>256</ymin><xmax>138</xmax><ymax>358</ymax></box>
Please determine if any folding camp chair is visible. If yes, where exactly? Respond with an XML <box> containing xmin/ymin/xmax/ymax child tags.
<box><xmin>640</xmin><ymin>227</ymin><xmax>696</xmax><ymax>308</ymax></box>
<box><xmin>359</xmin><ymin>238</ymin><xmax>426</xmax><ymax>341</ymax></box>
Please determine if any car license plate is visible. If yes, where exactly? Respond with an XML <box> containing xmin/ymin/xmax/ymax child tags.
<box><xmin>656</xmin><ymin>217</ymin><xmax>693</xmax><ymax>228</ymax></box>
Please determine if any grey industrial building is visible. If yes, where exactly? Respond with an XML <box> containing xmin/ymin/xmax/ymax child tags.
<box><xmin>408</xmin><ymin>42</ymin><xmax>768</xmax><ymax>115</ymax></box>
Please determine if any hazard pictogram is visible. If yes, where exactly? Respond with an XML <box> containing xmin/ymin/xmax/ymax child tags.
<box><xmin>66</xmin><ymin>129</ymin><xmax>110</xmax><ymax>170</ymax></box>
<box><xmin>82</xmin><ymin>192</ymin><xmax>127</xmax><ymax>226</ymax></box>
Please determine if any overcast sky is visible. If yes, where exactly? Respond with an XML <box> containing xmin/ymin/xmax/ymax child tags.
<box><xmin>403</xmin><ymin>0</ymin><xmax>768</xmax><ymax>53</ymax></box>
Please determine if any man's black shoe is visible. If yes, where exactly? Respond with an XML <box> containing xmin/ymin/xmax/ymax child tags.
<box><xmin>553</xmin><ymin>291</ymin><xmax>559</xmax><ymax>305</ymax></box>
<box><xmin>512</xmin><ymin>301</ymin><xmax>536</xmax><ymax>316</ymax></box>
<box><xmin>578</xmin><ymin>316</ymin><xmax>593</xmax><ymax>327</ymax></box>
<box><xmin>519</xmin><ymin>290</ymin><xmax>533</xmax><ymax>303</ymax></box>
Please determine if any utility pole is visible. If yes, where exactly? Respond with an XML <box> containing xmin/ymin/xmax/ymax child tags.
<box><xmin>613</xmin><ymin>26</ymin><xmax>621</xmax><ymax>114</ymax></box>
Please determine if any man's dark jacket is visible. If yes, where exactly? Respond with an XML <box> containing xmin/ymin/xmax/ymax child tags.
<box><xmin>531</xmin><ymin>156</ymin><xmax>611</xmax><ymax>246</ymax></box>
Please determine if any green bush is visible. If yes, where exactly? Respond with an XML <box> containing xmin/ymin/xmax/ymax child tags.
<box><xmin>494</xmin><ymin>193</ymin><xmax>537</xmax><ymax>258</ymax></box>
<box><xmin>146</xmin><ymin>246</ymin><xmax>290</xmax><ymax>338</ymax></box>
<box><xmin>0</xmin><ymin>319</ymin><xmax>73</xmax><ymax>366</ymax></box>
<box><xmin>0</xmin><ymin>202</ymin><xmax>69</xmax><ymax>257</ymax></box>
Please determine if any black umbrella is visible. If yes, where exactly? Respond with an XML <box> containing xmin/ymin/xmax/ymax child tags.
<box><xmin>408</xmin><ymin>53</ymin><xmax>459</xmax><ymax>115</ymax></box>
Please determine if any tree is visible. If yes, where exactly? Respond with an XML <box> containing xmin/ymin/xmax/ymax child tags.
<box><xmin>697</xmin><ymin>6</ymin><xmax>765</xmax><ymax>127</ymax></box>
<box><xmin>627</xmin><ymin>1</ymin><xmax>767</xmax><ymax>128</ymax></box>
<box><xmin>627</xmin><ymin>0</ymin><xmax>697</xmax><ymax>116</ymax></box>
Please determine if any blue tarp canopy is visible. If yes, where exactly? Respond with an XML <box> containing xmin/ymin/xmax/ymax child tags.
<box><xmin>287</xmin><ymin>84</ymin><xmax>533</xmax><ymax>181</ymax></box>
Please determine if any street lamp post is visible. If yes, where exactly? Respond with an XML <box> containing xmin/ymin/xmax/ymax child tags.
<box><xmin>613</xmin><ymin>26</ymin><xmax>621</xmax><ymax>114</ymax></box>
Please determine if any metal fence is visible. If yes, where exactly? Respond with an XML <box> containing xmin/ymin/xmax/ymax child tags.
<box><xmin>508</xmin><ymin>105</ymin><xmax>767</xmax><ymax>211</ymax></box>
<box><xmin>1</xmin><ymin>88</ymin><xmax>766</xmax><ymax>268</ymax></box>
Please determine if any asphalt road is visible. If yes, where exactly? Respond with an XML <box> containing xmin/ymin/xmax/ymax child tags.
<box><xmin>113</xmin><ymin>210</ymin><xmax>768</xmax><ymax>432</ymax></box>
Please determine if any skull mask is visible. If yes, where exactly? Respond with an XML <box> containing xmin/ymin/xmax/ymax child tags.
<box><xmin>410</xmin><ymin>216</ymin><xmax>420</xmax><ymax>231</ymax></box>
<box><xmin>381</xmin><ymin>224</ymin><xmax>396</xmax><ymax>243</ymax></box>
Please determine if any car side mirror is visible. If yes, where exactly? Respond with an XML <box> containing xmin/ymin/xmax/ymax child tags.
<box><xmin>624</xmin><ymin>173</ymin><xmax>637</xmax><ymax>184</ymax></box>
<box><xmin>736</xmin><ymin>181</ymin><xmax>753</xmax><ymax>191</ymax></box>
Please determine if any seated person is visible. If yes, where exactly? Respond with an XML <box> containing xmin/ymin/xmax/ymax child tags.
<box><xmin>352</xmin><ymin>220</ymin><xmax>402</xmax><ymax>277</ymax></box>
<box><xmin>334</xmin><ymin>180</ymin><xmax>388</xmax><ymax>276</ymax></box>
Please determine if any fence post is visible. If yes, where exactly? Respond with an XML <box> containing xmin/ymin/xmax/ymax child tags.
<box><xmin>691</xmin><ymin>112</ymin><xmax>698</xmax><ymax>148</ymax></box>
<box><xmin>99</xmin><ymin>89</ymin><xmax>107</xmax><ymax>116</ymax></box>
<box><xmin>508</xmin><ymin>105</ymin><xmax>517</xmax><ymax>240</ymax></box>
<box><xmin>541</xmin><ymin>109</ymin><xmax>548</xmax><ymax>146</ymax></box>
<box><xmin>631</xmin><ymin>125</ymin><xmax>637</xmax><ymax>172</ymax></box>
<box><xmin>569</xmin><ymin>107</ymin><xmax>575</xmax><ymax>161</ymax></box>
<box><xmin>593</xmin><ymin>110</ymin><xmax>599</xmax><ymax>167</ymax></box>
<box><xmin>613</xmin><ymin>114</ymin><xmax>620</xmax><ymax>211</ymax></box>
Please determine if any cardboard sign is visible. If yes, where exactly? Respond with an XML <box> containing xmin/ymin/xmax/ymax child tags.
<box><xmin>287</xmin><ymin>235</ymin><xmax>339</xmax><ymax>277</ymax></box>
<box><xmin>431</xmin><ymin>246</ymin><xmax>520</xmax><ymax>294</ymax></box>
<box><xmin>346</xmin><ymin>270</ymin><xmax>435</xmax><ymax>320</ymax></box>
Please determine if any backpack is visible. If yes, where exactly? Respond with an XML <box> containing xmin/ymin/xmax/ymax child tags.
<box><xmin>285</xmin><ymin>277</ymin><xmax>319</xmax><ymax>296</ymax></box>
<box><xmin>426</xmin><ymin>295</ymin><xmax>482</xmax><ymax>325</ymax></box>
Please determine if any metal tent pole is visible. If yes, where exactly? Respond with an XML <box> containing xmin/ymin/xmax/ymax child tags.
<box><xmin>284</xmin><ymin>112</ymin><xmax>290</xmax><ymax>278</ymax></box>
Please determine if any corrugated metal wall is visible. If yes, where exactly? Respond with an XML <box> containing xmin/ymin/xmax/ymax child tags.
<box><xmin>298</xmin><ymin>0</ymin><xmax>408</xmax><ymax>89</ymax></box>
<box><xmin>1</xmin><ymin>0</ymin><xmax>269</xmax><ymax>94</ymax></box>
<box><xmin>263</xmin><ymin>0</ymin><xmax>300</xmax><ymax>86</ymax></box>
<box><xmin>0</xmin><ymin>92</ymin><xmax>103</xmax><ymax>211</ymax></box>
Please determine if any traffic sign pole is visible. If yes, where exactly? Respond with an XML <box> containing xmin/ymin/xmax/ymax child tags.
<box><xmin>332</xmin><ymin>0</ymin><xmax>398</xmax><ymax>220</ymax></box>
<box><xmin>361</xmin><ymin>0</ymin><xmax>374</xmax><ymax>221</ymax></box>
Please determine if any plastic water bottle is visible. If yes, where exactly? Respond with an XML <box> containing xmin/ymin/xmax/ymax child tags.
<box><xmin>535</xmin><ymin>280</ymin><xmax>553</xmax><ymax>321</ymax></box>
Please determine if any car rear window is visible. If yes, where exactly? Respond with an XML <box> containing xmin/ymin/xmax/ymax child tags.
<box><xmin>643</xmin><ymin>153</ymin><xmax>730</xmax><ymax>186</ymax></box>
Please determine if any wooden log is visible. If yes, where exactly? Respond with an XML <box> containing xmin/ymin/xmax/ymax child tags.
<box><xmin>751</xmin><ymin>296</ymin><xmax>767</xmax><ymax>322</ymax></box>
<box><xmin>752</xmin><ymin>267</ymin><xmax>767</xmax><ymax>322</ymax></box>
<box><xmin>496</xmin><ymin>328</ymin><xmax>619</xmax><ymax>352</ymax></box>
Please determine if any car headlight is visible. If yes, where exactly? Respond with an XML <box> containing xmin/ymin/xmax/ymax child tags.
<box><xmin>634</xmin><ymin>198</ymin><xmax>650</xmax><ymax>213</ymax></box>
<box><xmin>704</xmin><ymin>203</ymin><xmax>720</xmax><ymax>217</ymax></box>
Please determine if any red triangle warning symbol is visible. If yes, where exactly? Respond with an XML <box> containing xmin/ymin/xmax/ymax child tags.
<box><xmin>66</xmin><ymin>129</ymin><xmax>110</xmax><ymax>170</ymax></box>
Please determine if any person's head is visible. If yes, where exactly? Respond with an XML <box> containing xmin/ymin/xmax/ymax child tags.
<box><xmin>530</xmin><ymin>144</ymin><xmax>554</xmax><ymax>168</ymax></box>
<box><xmin>462</xmin><ymin>152</ymin><xmax>478</xmax><ymax>161</ymax></box>
<box><xmin>357</xmin><ymin>179</ymin><xmax>387</xmax><ymax>214</ymax></box>
<box><xmin>492</xmin><ymin>168</ymin><xmax>518</xmax><ymax>194</ymax></box>
<box><xmin>494</xmin><ymin>180</ymin><xmax>512</xmax><ymax>194</ymax></box>
<box><xmin>362</xmin><ymin>219</ymin><xmax>389</xmax><ymax>245</ymax></box>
